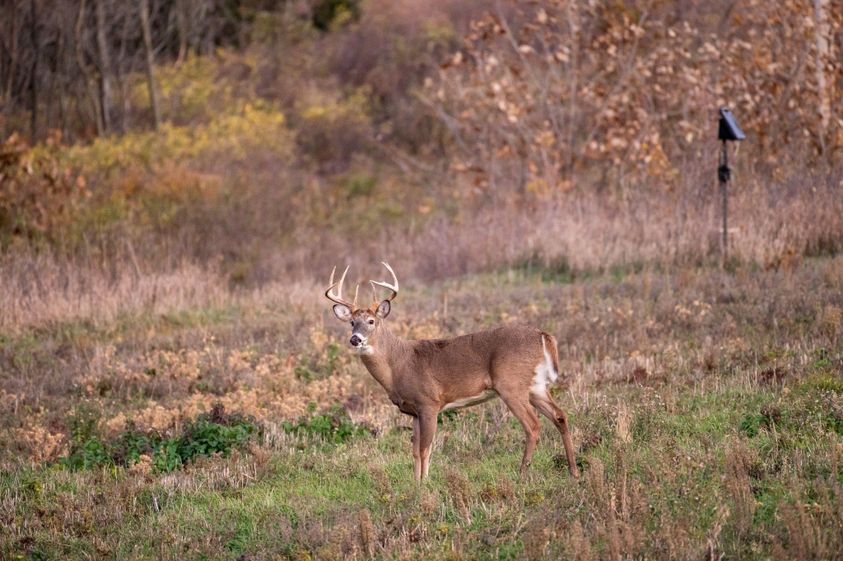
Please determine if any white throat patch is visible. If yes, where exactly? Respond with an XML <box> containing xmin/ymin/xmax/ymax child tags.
<box><xmin>354</xmin><ymin>344</ymin><xmax>375</xmax><ymax>356</ymax></box>
<box><xmin>352</xmin><ymin>337</ymin><xmax>375</xmax><ymax>356</ymax></box>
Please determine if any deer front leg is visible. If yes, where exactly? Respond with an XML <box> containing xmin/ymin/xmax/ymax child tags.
<box><xmin>412</xmin><ymin>415</ymin><xmax>422</xmax><ymax>482</ymax></box>
<box><xmin>417</xmin><ymin>408</ymin><xmax>438</xmax><ymax>481</ymax></box>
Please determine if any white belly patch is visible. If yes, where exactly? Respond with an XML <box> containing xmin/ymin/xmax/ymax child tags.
<box><xmin>531</xmin><ymin>337</ymin><xmax>558</xmax><ymax>395</ymax></box>
<box><xmin>442</xmin><ymin>390</ymin><xmax>498</xmax><ymax>412</ymax></box>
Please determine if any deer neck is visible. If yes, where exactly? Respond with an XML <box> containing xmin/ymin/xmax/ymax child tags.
<box><xmin>359</xmin><ymin>323</ymin><xmax>407</xmax><ymax>394</ymax></box>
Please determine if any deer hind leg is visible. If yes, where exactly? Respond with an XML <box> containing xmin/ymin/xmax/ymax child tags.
<box><xmin>530</xmin><ymin>391</ymin><xmax>579</xmax><ymax>478</ymax></box>
<box><xmin>416</xmin><ymin>408</ymin><xmax>438</xmax><ymax>481</ymax></box>
<box><xmin>499</xmin><ymin>392</ymin><xmax>541</xmax><ymax>478</ymax></box>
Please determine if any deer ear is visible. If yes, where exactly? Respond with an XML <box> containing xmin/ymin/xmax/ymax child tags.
<box><xmin>375</xmin><ymin>299</ymin><xmax>391</xmax><ymax>319</ymax></box>
<box><xmin>333</xmin><ymin>304</ymin><xmax>352</xmax><ymax>322</ymax></box>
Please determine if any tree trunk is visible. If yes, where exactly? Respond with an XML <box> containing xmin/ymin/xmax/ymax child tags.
<box><xmin>45</xmin><ymin>8</ymin><xmax>65</xmax><ymax>135</ymax></box>
<box><xmin>94</xmin><ymin>0</ymin><xmax>112</xmax><ymax>133</ymax></box>
<box><xmin>140</xmin><ymin>0</ymin><xmax>161</xmax><ymax>129</ymax></box>
<box><xmin>176</xmin><ymin>0</ymin><xmax>190</xmax><ymax>65</ymax></box>
<box><xmin>76</xmin><ymin>0</ymin><xmax>104</xmax><ymax>135</ymax></box>
<box><xmin>2</xmin><ymin>3</ymin><xmax>20</xmax><ymax>115</ymax></box>
<box><xmin>29</xmin><ymin>0</ymin><xmax>38</xmax><ymax>141</ymax></box>
<box><xmin>813</xmin><ymin>0</ymin><xmax>830</xmax><ymax>154</ymax></box>
<box><xmin>115</xmin><ymin>4</ymin><xmax>130</xmax><ymax>134</ymax></box>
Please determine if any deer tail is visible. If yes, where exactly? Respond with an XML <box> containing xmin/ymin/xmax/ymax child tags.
<box><xmin>540</xmin><ymin>331</ymin><xmax>560</xmax><ymax>379</ymax></box>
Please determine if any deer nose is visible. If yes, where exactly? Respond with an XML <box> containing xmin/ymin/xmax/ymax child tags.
<box><xmin>350</xmin><ymin>335</ymin><xmax>361</xmax><ymax>347</ymax></box>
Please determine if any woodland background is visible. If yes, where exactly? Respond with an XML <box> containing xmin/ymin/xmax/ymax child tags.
<box><xmin>1</xmin><ymin>1</ymin><xmax>842</xmax><ymax>560</ymax></box>
<box><xmin>1</xmin><ymin>0</ymin><xmax>841</xmax><ymax>291</ymax></box>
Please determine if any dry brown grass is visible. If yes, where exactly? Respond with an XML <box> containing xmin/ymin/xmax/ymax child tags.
<box><xmin>2</xmin><ymin>249</ymin><xmax>840</xmax><ymax>470</ymax></box>
<box><xmin>3</xmin><ymin>165</ymin><xmax>841</xmax><ymax>335</ymax></box>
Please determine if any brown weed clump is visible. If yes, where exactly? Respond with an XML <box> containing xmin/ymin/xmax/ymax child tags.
<box><xmin>724</xmin><ymin>439</ymin><xmax>759</xmax><ymax>538</ymax></box>
<box><xmin>445</xmin><ymin>468</ymin><xmax>473</xmax><ymax>524</ymax></box>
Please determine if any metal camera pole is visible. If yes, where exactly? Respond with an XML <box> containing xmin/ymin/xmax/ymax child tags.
<box><xmin>718</xmin><ymin>140</ymin><xmax>730</xmax><ymax>264</ymax></box>
<box><xmin>717</xmin><ymin>107</ymin><xmax>744</xmax><ymax>269</ymax></box>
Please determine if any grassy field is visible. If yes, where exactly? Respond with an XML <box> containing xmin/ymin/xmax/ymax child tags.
<box><xmin>2</xmin><ymin>1</ymin><xmax>842</xmax><ymax>559</ymax></box>
<box><xmin>1</xmin><ymin>256</ymin><xmax>841</xmax><ymax>560</ymax></box>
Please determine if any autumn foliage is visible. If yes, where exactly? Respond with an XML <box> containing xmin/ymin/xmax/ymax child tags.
<box><xmin>430</xmin><ymin>0</ymin><xmax>842</xmax><ymax>196</ymax></box>
<box><xmin>0</xmin><ymin>0</ymin><xmax>841</xmax><ymax>278</ymax></box>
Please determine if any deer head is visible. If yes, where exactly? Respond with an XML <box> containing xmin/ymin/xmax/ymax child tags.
<box><xmin>325</xmin><ymin>262</ymin><xmax>399</xmax><ymax>354</ymax></box>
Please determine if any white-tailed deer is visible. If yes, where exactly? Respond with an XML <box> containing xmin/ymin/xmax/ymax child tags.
<box><xmin>325</xmin><ymin>263</ymin><xmax>579</xmax><ymax>482</ymax></box>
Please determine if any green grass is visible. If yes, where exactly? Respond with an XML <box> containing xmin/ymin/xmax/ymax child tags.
<box><xmin>3</xmin><ymin>375</ymin><xmax>841</xmax><ymax>560</ymax></box>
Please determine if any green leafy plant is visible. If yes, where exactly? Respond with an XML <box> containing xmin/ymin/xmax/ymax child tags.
<box><xmin>57</xmin><ymin>403</ymin><xmax>260</xmax><ymax>473</ymax></box>
<box><xmin>282</xmin><ymin>406</ymin><xmax>371</xmax><ymax>444</ymax></box>
<box><xmin>178</xmin><ymin>415</ymin><xmax>257</xmax><ymax>461</ymax></box>
<box><xmin>59</xmin><ymin>404</ymin><xmax>113</xmax><ymax>470</ymax></box>
<box><xmin>152</xmin><ymin>438</ymin><xmax>183</xmax><ymax>473</ymax></box>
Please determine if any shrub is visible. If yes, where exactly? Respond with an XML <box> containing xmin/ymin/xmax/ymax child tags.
<box><xmin>0</xmin><ymin>132</ymin><xmax>87</xmax><ymax>246</ymax></box>
<box><xmin>63</xmin><ymin>101</ymin><xmax>291</xmax><ymax>176</ymax></box>
<box><xmin>294</xmin><ymin>87</ymin><xmax>372</xmax><ymax>174</ymax></box>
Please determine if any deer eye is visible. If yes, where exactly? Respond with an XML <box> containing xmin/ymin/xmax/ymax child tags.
<box><xmin>368</xmin><ymin>319</ymin><xmax>375</xmax><ymax>325</ymax></box>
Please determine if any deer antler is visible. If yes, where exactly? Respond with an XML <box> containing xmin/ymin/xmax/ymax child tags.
<box><xmin>325</xmin><ymin>265</ymin><xmax>356</xmax><ymax>308</ymax></box>
<box><xmin>369</xmin><ymin>261</ymin><xmax>399</xmax><ymax>302</ymax></box>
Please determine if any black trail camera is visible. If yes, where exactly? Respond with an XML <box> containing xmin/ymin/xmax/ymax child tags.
<box><xmin>718</xmin><ymin>107</ymin><xmax>745</xmax><ymax>141</ymax></box>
